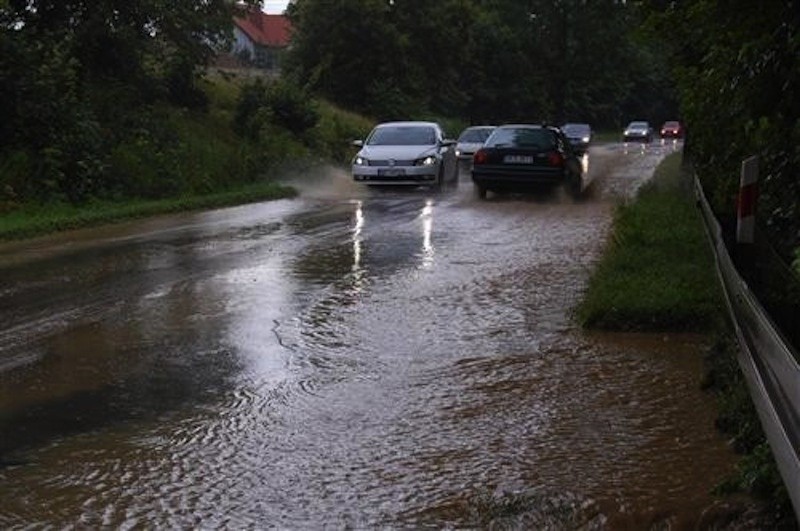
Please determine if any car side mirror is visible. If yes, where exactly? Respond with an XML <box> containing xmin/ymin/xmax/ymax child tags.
<box><xmin>440</xmin><ymin>139</ymin><xmax>456</xmax><ymax>147</ymax></box>
<box><xmin>352</xmin><ymin>140</ymin><xmax>364</xmax><ymax>147</ymax></box>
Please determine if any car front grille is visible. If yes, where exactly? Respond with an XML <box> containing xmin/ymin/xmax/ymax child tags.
<box><xmin>369</xmin><ymin>160</ymin><xmax>414</xmax><ymax>167</ymax></box>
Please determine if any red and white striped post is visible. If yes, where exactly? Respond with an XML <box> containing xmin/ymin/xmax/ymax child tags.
<box><xmin>736</xmin><ymin>156</ymin><xmax>759</xmax><ymax>245</ymax></box>
<box><xmin>736</xmin><ymin>156</ymin><xmax>759</xmax><ymax>274</ymax></box>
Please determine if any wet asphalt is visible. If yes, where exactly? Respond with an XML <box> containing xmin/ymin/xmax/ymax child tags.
<box><xmin>0</xmin><ymin>141</ymin><xmax>739</xmax><ymax>528</ymax></box>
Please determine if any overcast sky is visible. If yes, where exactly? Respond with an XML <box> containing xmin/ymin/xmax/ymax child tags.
<box><xmin>262</xmin><ymin>1</ymin><xmax>289</xmax><ymax>13</ymax></box>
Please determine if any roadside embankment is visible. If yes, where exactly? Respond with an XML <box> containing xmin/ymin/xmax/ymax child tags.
<box><xmin>577</xmin><ymin>152</ymin><xmax>796</xmax><ymax>527</ymax></box>
<box><xmin>0</xmin><ymin>74</ymin><xmax>373</xmax><ymax>242</ymax></box>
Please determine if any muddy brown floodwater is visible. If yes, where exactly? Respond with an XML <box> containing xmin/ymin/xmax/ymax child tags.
<box><xmin>0</xmin><ymin>141</ymin><xmax>742</xmax><ymax>528</ymax></box>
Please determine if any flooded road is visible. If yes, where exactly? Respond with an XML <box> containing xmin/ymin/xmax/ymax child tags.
<box><xmin>0</xmin><ymin>141</ymin><xmax>739</xmax><ymax>528</ymax></box>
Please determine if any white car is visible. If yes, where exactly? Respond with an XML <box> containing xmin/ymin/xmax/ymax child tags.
<box><xmin>351</xmin><ymin>121</ymin><xmax>459</xmax><ymax>188</ymax></box>
<box><xmin>455</xmin><ymin>125</ymin><xmax>496</xmax><ymax>164</ymax></box>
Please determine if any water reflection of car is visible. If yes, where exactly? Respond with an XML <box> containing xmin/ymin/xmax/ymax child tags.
<box><xmin>351</xmin><ymin>121</ymin><xmax>459</xmax><ymax>188</ymax></box>
<box><xmin>560</xmin><ymin>122</ymin><xmax>592</xmax><ymax>153</ymax></box>
<box><xmin>455</xmin><ymin>125</ymin><xmax>496</xmax><ymax>164</ymax></box>
<box><xmin>471</xmin><ymin>124</ymin><xmax>584</xmax><ymax>199</ymax></box>
<box><xmin>623</xmin><ymin>121</ymin><xmax>653</xmax><ymax>143</ymax></box>
<box><xmin>660</xmin><ymin>121</ymin><xmax>683</xmax><ymax>139</ymax></box>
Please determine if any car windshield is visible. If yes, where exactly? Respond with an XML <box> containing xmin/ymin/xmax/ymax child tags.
<box><xmin>367</xmin><ymin>126</ymin><xmax>437</xmax><ymax>146</ymax></box>
<box><xmin>458</xmin><ymin>128</ymin><xmax>494</xmax><ymax>143</ymax></box>
<box><xmin>627</xmin><ymin>122</ymin><xmax>649</xmax><ymax>130</ymax></box>
<box><xmin>562</xmin><ymin>124</ymin><xmax>590</xmax><ymax>136</ymax></box>
<box><xmin>485</xmin><ymin>128</ymin><xmax>555</xmax><ymax>149</ymax></box>
<box><xmin>664</xmin><ymin>121</ymin><xmax>679</xmax><ymax>128</ymax></box>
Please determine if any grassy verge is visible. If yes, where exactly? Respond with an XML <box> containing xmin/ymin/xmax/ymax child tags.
<box><xmin>576</xmin><ymin>152</ymin><xmax>722</xmax><ymax>331</ymax></box>
<box><xmin>577</xmin><ymin>152</ymin><xmax>794</xmax><ymax>522</ymax></box>
<box><xmin>0</xmin><ymin>181</ymin><xmax>295</xmax><ymax>241</ymax></box>
<box><xmin>1</xmin><ymin>72</ymin><xmax>374</xmax><ymax>242</ymax></box>
<box><xmin>591</xmin><ymin>129</ymin><xmax>622</xmax><ymax>144</ymax></box>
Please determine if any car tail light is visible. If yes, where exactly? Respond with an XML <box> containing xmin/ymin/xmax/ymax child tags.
<box><xmin>473</xmin><ymin>149</ymin><xmax>488</xmax><ymax>165</ymax></box>
<box><xmin>547</xmin><ymin>152</ymin><xmax>564</xmax><ymax>167</ymax></box>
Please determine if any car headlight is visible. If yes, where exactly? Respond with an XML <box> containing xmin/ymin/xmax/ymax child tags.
<box><xmin>455</xmin><ymin>149</ymin><xmax>462</xmax><ymax>157</ymax></box>
<box><xmin>582</xmin><ymin>136</ymin><xmax>590</xmax><ymax>142</ymax></box>
<box><xmin>353</xmin><ymin>156</ymin><xmax>368</xmax><ymax>166</ymax></box>
<box><xmin>415</xmin><ymin>155</ymin><xmax>437</xmax><ymax>166</ymax></box>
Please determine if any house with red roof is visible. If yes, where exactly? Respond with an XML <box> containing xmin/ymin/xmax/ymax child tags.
<box><xmin>232</xmin><ymin>7</ymin><xmax>292</xmax><ymax>72</ymax></box>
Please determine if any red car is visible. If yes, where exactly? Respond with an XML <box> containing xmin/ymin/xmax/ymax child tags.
<box><xmin>660</xmin><ymin>121</ymin><xmax>683</xmax><ymax>139</ymax></box>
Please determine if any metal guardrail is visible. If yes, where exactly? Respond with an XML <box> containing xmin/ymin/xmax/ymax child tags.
<box><xmin>695</xmin><ymin>176</ymin><xmax>800</xmax><ymax>519</ymax></box>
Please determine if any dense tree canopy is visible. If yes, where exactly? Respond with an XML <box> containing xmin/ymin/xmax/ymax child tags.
<box><xmin>285</xmin><ymin>0</ymin><xmax>676</xmax><ymax>127</ymax></box>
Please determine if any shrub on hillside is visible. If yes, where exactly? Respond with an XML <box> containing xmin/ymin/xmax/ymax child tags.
<box><xmin>233</xmin><ymin>78</ymin><xmax>319</xmax><ymax>142</ymax></box>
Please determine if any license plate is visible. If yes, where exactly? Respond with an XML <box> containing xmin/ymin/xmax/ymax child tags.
<box><xmin>504</xmin><ymin>155</ymin><xmax>534</xmax><ymax>164</ymax></box>
<box><xmin>378</xmin><ymin>168</ymin><xmax>405</xmax><ymax>177</ymax></box>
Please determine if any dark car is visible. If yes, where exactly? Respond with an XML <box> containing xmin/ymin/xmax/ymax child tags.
<box><xmin>623</xmin><ymin>121</ymin><xmax>653</xmax><ymax>143</ymax></box>
<box><xmin>561</xmin><ymin>123</ymin><xmax>592</xmax><ymax>153</ymax></box>
<box><xmin>660</xmin><ymin>121</ymin><xmax>683</xmax><ymax>139</ymax></box>
<box><xmin>471</xmin><ymin>124</ymin><xmax>584</xmax><ymax>199</ymax></box>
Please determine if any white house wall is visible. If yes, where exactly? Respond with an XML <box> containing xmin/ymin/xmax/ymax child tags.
<box><xmin>233</xmin><ymin>27</ymin><xmax>256</xmax><ymax>58</ymax></box>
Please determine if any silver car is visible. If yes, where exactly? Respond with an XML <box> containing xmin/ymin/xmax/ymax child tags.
<box><xmin>623</xmin><ymin>121</ymin><xmax>653</xmax><ymax>143</ymax></box>
<box><xmin>351</xmin><ymin>121</ymin><xmax>458</xmax><ymax>188</ymax></box>
<box><xmin>455</xmin><ymin>125</ymin><xmax>496</xmax><ymax>165</ymax></box>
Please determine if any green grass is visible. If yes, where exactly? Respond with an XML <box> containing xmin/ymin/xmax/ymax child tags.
<box><xmin>0</xmin><ymin>181</ymin><xmax>296</xmax><ymax>241</ymax></box>
<box><xmin>591</xmin><ymin>129</ymin><xmax>622</xmax><ymax>143</ymax></box>
<box><xmin>576</xmin><ymin>152</ymin><xmax>723</xmax><ymax>331</ymax></box>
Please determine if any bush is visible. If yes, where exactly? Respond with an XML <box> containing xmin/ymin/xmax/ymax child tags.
<box><xmin>0</xmin><ymin>150</ymin><xmax>32</xmax><ymax>207</ymax></box>
<box><xmin>107</xmin><ymin>122</ymin><xmax>184</xmax><ymax>199</ymax></box>
<box><xmin>233</xmin><ymin>78</ymin><xmax>319</xmax><ymax>142</ymax></box>
<box><xmin>311</xmin><ymin>100</ymin><xmax>374</xmax><ymax>164</ymax></box>
<box><xmin>265</xmin><ymin>79</ymin><xmax>319</xmax><ymax>138</ymax></box>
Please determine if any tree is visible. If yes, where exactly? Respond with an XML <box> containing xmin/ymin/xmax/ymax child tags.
<box><xmin>286</xmin><ymin>0</ymin><xmax>673</xmax><ymax>128</ymax></box>
<box><xmin>0</xmin><ymin>0</ymin><xmax>258</xmax><ymax>202</ymax></box>
<box><xmin>285</xmin><ymin>0</ymin><xmax>408</xmax><ymax>118</ymax></box>
<box><xmin>647</xmin><ymin>0</ymin><xmax>799</xmax><ymax>258</ymax></box>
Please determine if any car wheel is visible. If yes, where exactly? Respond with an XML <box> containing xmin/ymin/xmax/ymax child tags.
<box><xmin>431</xmin><ymin>167</ymin><xmax>444</xmax><ymax>191</ymax></box>
<box><xmin>566</xmin><ymin>172</ymin><xmax>583</xmax><ymax>199</ymax></box>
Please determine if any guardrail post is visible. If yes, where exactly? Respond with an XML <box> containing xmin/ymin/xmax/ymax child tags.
<box><xmin>736</xmin><ymin>156</ymin><xmax>759</xmax><ymax>274</ymax></box>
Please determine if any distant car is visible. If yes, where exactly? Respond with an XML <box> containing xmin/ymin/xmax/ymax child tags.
<box><xmin>660</xmin><ymin>121</ymin><xmax>683</xmax><ymax>139</ymax></box>
<box><xmin>471</xmin><ymin>124</ymin><xmax>584</xmax><ymax>199</ymax></box>
<box><xmin>623</xmin><ymin>121</ymin><xmax>653</xmax><ymax>143</ymax></box>
<box><xmin>351</xmin><ymin>121</ymin><xmax>459</xmax><ymax>188</ymax></box>
<box><xmin>560</xmin><ymin>123</ymin><xmax>592</xmax><ymax>153</ymax></box>
<box><xmin>455</xmin><ymin>125</ymin><xmax>496</xmax><ymax>164</ymax></box>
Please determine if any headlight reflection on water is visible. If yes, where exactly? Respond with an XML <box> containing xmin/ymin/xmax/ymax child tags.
<box><xmin>351</xmin><ymin>200</ymin><xmax>364</xmax><ymax>271</ymax></box>
<box><xmin>420</xmin><ymin>199</ymin><xmax>435</xmax><ymax>269</ymax></box>
<box><xmin>349</xmin><ymin>200</ymin><xmax>367</xmax><ymax>296</ymax></box>
<box><xmin>581</xmin><ymin>153</ymin><xmax>590</xmax><ymax>175</ymax></box>
<box><xmin>349</xmin><ymin>198</ymin><xmax>436</xmax><ymax>276</ymax></box>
